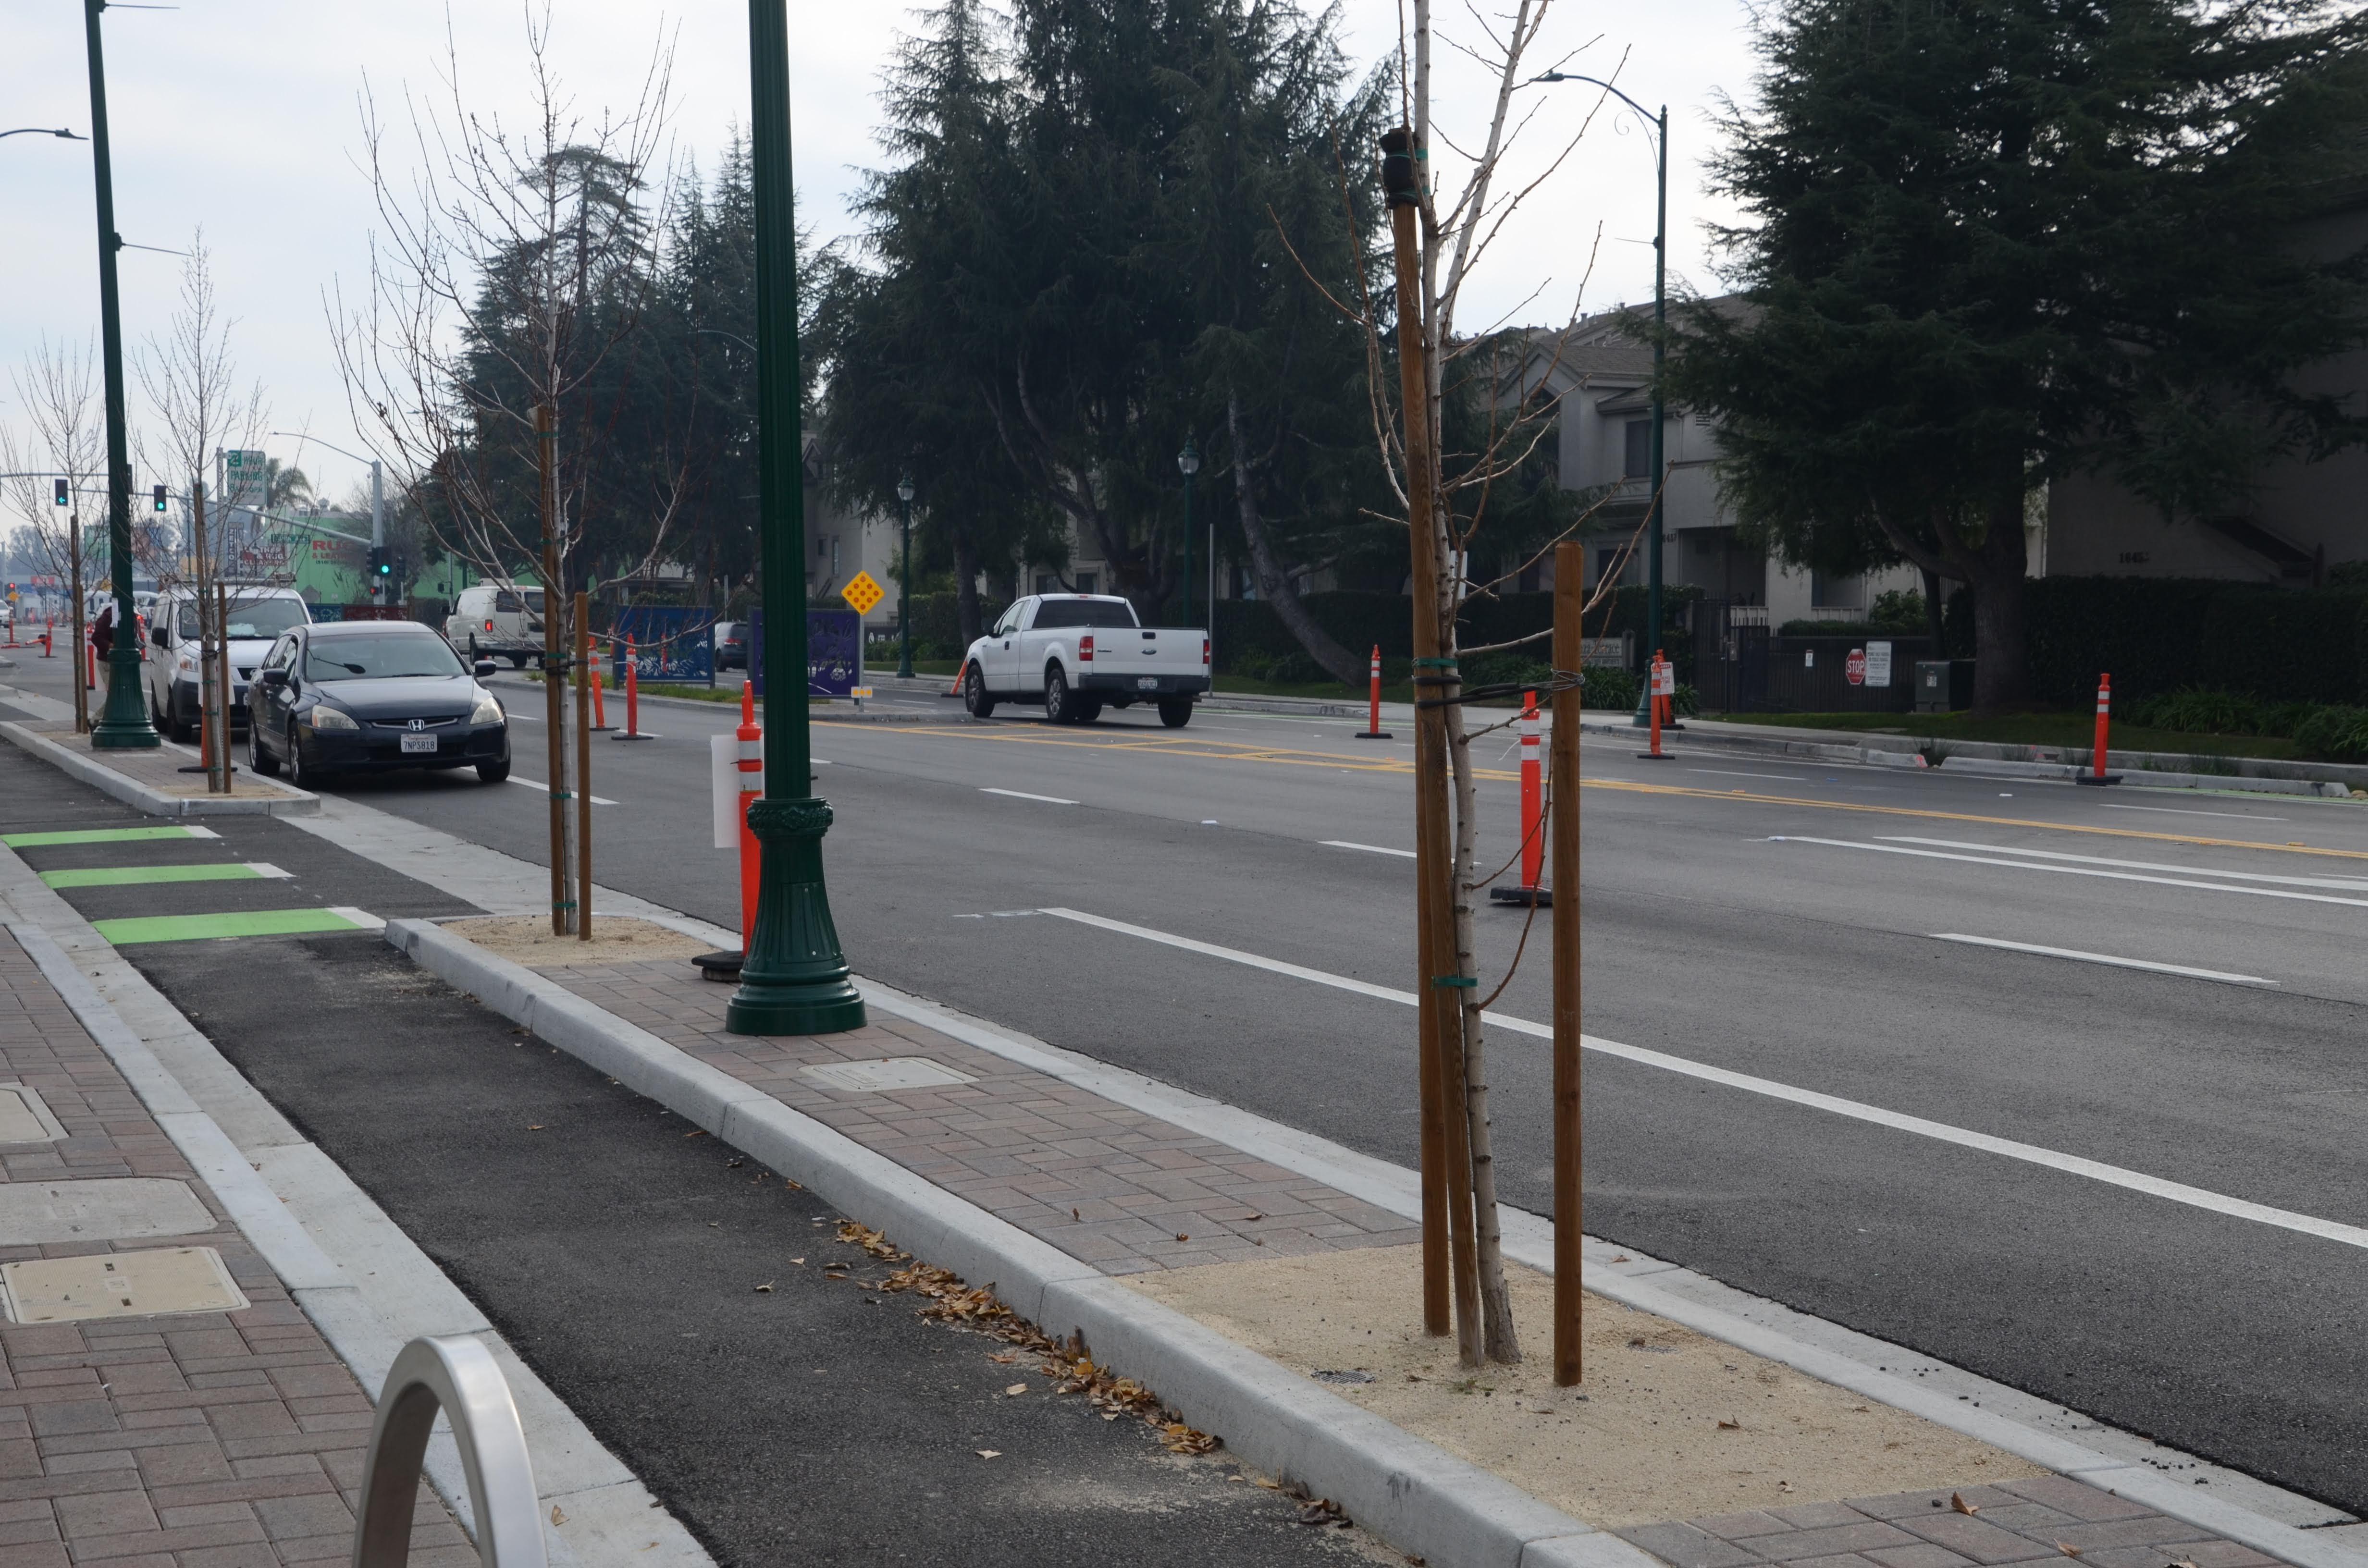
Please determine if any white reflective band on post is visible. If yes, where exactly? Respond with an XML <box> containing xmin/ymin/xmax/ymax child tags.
<box><xmin>711</xmin><ymin>734</ymin><xmax>739</xmax><ymax>849</ymax></box>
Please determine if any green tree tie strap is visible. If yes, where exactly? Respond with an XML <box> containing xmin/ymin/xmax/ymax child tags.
<box><xmin>1431</xmin><ymin>974</ymin><xmax>1478</xmax><ymax>988</ymax></box>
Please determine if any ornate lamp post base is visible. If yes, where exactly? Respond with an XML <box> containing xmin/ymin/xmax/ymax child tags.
<box><xmin>91</xmin><ymin>647</ymin><xmax>158</xmax><ymax>748</ymax></box>
<box><xmin>725</xmin><ymin>796</ymin><xmax>866</xmax><ymax>1035</ymax></box>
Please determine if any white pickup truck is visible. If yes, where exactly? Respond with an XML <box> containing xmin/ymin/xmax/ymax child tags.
<box><xmin>961</xmin><ymin>594</ymin><xmax>1209</xmax><ymax>727</ymax></box>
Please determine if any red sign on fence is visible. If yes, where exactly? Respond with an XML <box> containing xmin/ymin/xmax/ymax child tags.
<box><xmin>1845</xmin><ymin>648</ymin><xmax>1867</xmax><ymax>686</ymax></box>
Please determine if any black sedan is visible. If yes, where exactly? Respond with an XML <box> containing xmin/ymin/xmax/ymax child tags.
<box><xmin>247</xmin><ymin>621</ymin><xmax>511</xmax><ymax>788</ymax></box>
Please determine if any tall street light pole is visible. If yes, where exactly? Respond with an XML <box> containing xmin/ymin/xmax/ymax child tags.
<box><xmin>727</xmin><ymin>0</ymin><xmax>864</xmax><ymax>1037</ymax></box>
<box><xmin>1535</xmin><ymin>73</ymin><xmax>1666</xmax><ymax>726</ymax></box>
<box><xmin>895</xmin><ymin>470</ymin><xmax>915</xmax><ymax>679</ymax></box>
<box><xmin>83</xmin><ymin>0</ymin><xmax>157</xmax><ymax>749</ymax></box>
<box><xmin>1177</xmin><ymin>439</ymin><xmax>1200</xmax><ymax>626</ymax></box>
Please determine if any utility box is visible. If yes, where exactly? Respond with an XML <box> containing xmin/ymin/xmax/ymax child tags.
<box><xmin>1913</xmin><ymin>659</ymin><xmax>1973</xmax><ymax>712</ymax></box>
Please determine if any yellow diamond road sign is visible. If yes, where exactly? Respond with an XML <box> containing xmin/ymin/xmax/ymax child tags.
<box><xmin>840</xmin><ymin>571</ymin><xmax>884</xmax><ymax>615</ymax></box>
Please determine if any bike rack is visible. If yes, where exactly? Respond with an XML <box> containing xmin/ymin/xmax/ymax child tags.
<box><xmin>351</xmin><ymin>1335</ymin><xmax>548</xmax><ymax>1568</ymax></box>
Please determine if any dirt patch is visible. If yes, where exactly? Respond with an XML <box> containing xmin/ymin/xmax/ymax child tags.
<box><xmin>443</xmin><ymin>914</ymin><xmax>714</xmax><ymax>968</ymax></box>
<box><xmin>1123</xmin><ymin>1245</ymin><xmax>2040</xmax><ymax>1528</ymax></box>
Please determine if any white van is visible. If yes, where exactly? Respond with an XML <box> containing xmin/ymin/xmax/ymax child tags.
<box><xmin>142</xmin><ymin>584</ymin><xmax>311</xmax><ymax>741</ymax></box>
<box><xmin>444</xmin><ymin>581</ymin><xmax>546</xmax><ymax>667</ymax></box>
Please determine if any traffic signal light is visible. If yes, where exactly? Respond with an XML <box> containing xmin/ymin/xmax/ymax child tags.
<box><xmin>367</xmin><ymin>546</ymin><xmax>391</xmax><ymax>585</ymax></box>
<box><xmin>151</xmin><ymin>485</ymin><xmax>167</xmax><ymax>513</ymax></box>
<box><xmin>52</xmin><ymin>478</ymin><xmax>67</xmax><ymax>507</ymax></box>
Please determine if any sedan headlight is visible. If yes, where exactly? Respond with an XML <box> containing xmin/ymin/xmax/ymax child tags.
<box><xmin>306</xmin><ymin>704</ymin><xmax>359</xmax><ymax>731</ymax></box>
<box><xmin>470</xmin><ymin>691</ymin><xmax>503</xmax><ymax>724</ymax></box>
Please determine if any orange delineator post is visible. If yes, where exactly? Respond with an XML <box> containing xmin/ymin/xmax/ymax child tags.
<box><xmin>736</xmin><ymin>683</ymin><xmax>763</xmax><ymax>953</ymax></box>
<box><xmin>42</xmin><ymin>619</ymin><xmax>53</xmax><ymax>658</ymax></box>
<box><xmin>86</xmin><ymin>640</ymin><xmax>96</xmax><ymax>690</ymax></box>
<box><xmin>1519</xmin><ymin>691</ymin><xmax>1543</xmax><ymax>890</ymax></box>
<box><xmin>626</xmin><ymin>639</ymin><xmax>641</xmax><ymax>736</ymax></box>
<box><xmin>591</xmin><ymin>649</ymin><xmax>610</xmax><ymax>731</ymax></box>
<box><xmin>1637</xmin><ymin>649</ymin><xmax>1675</xmax><ymax>760</ymax></box>
<box><xmin>1355</xmin><ymin>643</ymin><xmax>1393</xmax><ymax>740</ymax></box>
<box><xmin>2094</xmin><ymin>674</ymin><xmax>2111</xmax><ymax>779</ymax></box>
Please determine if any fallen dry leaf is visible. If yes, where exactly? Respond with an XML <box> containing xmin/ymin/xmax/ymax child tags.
<box><xmin>727</xmin><ymin>1158</ymin><xmax>745</xmax><ymax>1169</ymax></box>
<box><xmin>789</xmin><ymin>1258</ymin><xmax>805</xmax><ymax>1266</ymax></box>
<box><xmin>550</xmin><ymin>1506</ymin><xmax>567</xmax><ymax>1526</ymax></box>
<box><xmin>684</xmin><ymin>1129</ymin><xmax>707</xmax><ymax>1139</ymax></box>
<box><xmin>976</xmin><ymin>1450</ymin><xmax>1001</xmax><ymax>1460</ymax></box>
<box><xmin>2057</xmin><ymin>1546</ymin><xmax>2082</xmax><ymax>1560</ymax></box>
<box><xmin>1952</xmin><ymin>1493</ymin><xmax>1980</xmax><ymax>1516</ymax></box>
<box><xmin>1005</xmin><ymin>1383</ymin><xmax>1028</xmax><ymax>1396</ymax></box>
<box><xmin>1072</xmin><ymin>1208</ymin><xmax>1080</xmax><ymax>1220</ymax></box>
<box><xmin>990</xmin><ymin>1352</ymin><xmax>1017</xmax><ymax>1364</ymax></box>
<box><xmin>1717</xmin><ymin>1419</ymin><xmax>1740</xmax><ymax>1430</ymax></box>
<box><xmin>1610</xmin><ymin>1254</ymin><xmax>1631</xmax><ymax>1263</ymax></box>
<box><xmin>754</xmin><ymin>1283</ymin><xmax>774</xmax><ymax>1293</ymax></box>
<box><xmin>527</xmin><ymin>1125</ymin><xmax>544</xmax><ymax>1131</ymax></box>
<box><xmin>1175</xmin><ymin>1233</ymin><xmax>1190</xmax><ymax>1242</ymax></box>
<box><xmin>824</xmin><ymin>1271</ymin><xmax>849</xmax><ymax>1281</ymax></box>
<box><xmin>1244</xmin><ymin>1213</ymin><xmax>1264</xmax><ymax>1222</ymax></box>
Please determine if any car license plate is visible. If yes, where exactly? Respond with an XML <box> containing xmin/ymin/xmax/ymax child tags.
<box><xmin>400</xmin><ymin>733</ymin><xmax>437</xmax><ymax>754</ymax></box>
<box><xmin>1136</xmin><ymin>676</ymin><xmax>1158</xmax><ymax>690</ymax></box>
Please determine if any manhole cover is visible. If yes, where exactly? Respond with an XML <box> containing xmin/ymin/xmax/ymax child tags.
<box><xmin>0</xmin><ymin>1179</ymin><xmax>214</xmax><ymax>1245</ymax></box>
<box><xmin>0</xmin><ymin>1084</ymin><xmax>66</xmax><ymax>1145</ymax></box>
<box><xmin>1</xmin><ymin>1247</ymin><xmax>249</xmax><ymax>1323</ymax></box>
<box><xmin>800</xmin><ymin>1057</ymin><xmax>978</xmax><ymax>1093</ymax></box>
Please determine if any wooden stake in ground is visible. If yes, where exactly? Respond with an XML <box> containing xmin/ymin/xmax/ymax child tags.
<box><xmin>537</xmin><ymin>404</ymin><xmax>569</xmax><ymax>935</ymax></box>
<box><xmin>574</xmin><ymin>589</ymin><xmax>592</xmax><ymax>943</ymax></box>
<box><xmin>1551</xmin><ymin>539</ymin><xmax>1584</xmax><ymax>1385</ymax></box>
<box><xmin>1384</xmin><ymin>124</ymin><xmax>1480</xmax><ymax>1363</ymax></box>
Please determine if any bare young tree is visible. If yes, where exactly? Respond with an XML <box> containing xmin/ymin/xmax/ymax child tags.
<box><xmin>0</xmin><ymin>337</ymin><xmax>113</xmax><ymax>732</ymax></box>
<box><xmin>136</xmin><ymin>232</ymin><xmax>269</xmax><ymax>784</ymax></box>
<box><xmin>332</xmin><ymin>3</ymin><xmax>682</xmax><ymax>932</ymax></box>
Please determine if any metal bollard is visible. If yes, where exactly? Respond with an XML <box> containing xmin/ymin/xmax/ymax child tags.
<box><xmin>351</xmin><ymin>1335</ymin><xmax>546</xmax><ymax>1568</ymax></box>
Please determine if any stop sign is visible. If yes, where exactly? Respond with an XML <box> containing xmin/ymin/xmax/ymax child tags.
<box><xmin>1845</xmin><ymin>648</ymin><xmax>1867</xmax><ymax>686</ymax></box>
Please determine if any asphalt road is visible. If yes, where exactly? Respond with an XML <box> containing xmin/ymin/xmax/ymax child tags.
<box><xmin>13</xmin><ymin>653</ymin><xmax>2368</xmax><ymax>1518</ymax></box>
<box><xmin>0</xmin><ymin>734</ymin><xmax>1388</xmax><ymax>1568</ymax></box>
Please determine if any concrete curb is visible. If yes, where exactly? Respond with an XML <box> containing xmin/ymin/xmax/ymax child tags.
<box><xmin>0</xmin><ymin>720</ymin><xmax>321</xmax><ymax>816</ymax></box>
<box><xmin>1576</xmin><ymin>717</ymin><xmax>2360</xmax><ymax>798</ymax></box>
<box><xmin>383</xmin><ymin>916</ymin><xmax>1654</xmax><ymax>1568</ymax></box>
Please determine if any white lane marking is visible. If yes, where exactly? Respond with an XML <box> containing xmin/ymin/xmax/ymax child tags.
<box><xmin>505</xmin><ymin>777</ymin><xmax>619</xmax><ymax>807</ymax></box>
<box><xmin>1883</xmin><ymin>836</ymin><xmax>2368</xmax><ymax>892</ymax></box>
<box><xmin>248</xmin><ymin>863</ymin><xmax>293</xmax><ymax>880</ymax></box>
<box><xmin>2104</xmin><ymin>803</ymin><xmax>2285</xmax><ymax>822</ymax></box>
<box><xmin>1930</xmin><ymin>933</ymin><xmax>2274</xmax><ymax>987</ymax></box>
<box><xmin>1774</xmin><ymin>836</ymin><xmax>2368</xmax><ymax>910</ymax></box>
<box><xmin>981</xmin><ymin>787</ymin><xmax>1078</xmax><ymax>806</ymax></box>
<box><xmin>323</xmin><ymin>906</ymin><xmax>386</xmax><ymax>931</ymax></box>
<box><xmin>1687</xmin><ymin>767</ymin><xmax>1807</xmax><ymax>782</ymax></box>
<box><xmin>1322</xmin><ymin>840</ymin><xmax>1417</xmax><ymax>858</ymax></box>
<box><xmin>1036</xmin><ymin>906</ymin><xmax>2368</xmax><ymax>1253</ymax></box>
<box><xmin>184</xmin><ymin>825</ymin><xmax>221</xmax><ymax>839</ymax></box>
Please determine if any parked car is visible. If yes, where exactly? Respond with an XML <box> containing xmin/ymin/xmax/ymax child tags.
<box><xmin>714</xmin><ymin>620</ymin><xmax>749</xmax><ymax>670</ymax></box>
<box><xmin>247</xmin><ymin>620</ymin><xmax>510</xmax><ymax>788</ymax></box>
<box><xmin>443</xmin><ymin>581</ymin><xmax>546</xmax><ymax>667</ymax></box>
<box><xmin>142</xmin><ymin>585</ymin><xmax>310</xmax><ymax>742</ymax></box>
<box><xmin>959</xmin><ymin>594</ymin><xmax>1209</xmax><ymax>727</ymax></box>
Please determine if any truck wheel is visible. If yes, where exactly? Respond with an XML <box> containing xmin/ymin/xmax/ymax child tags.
<box><xmin>963</xmin><ymin>664</ymin><xmax>997</xmax><ymax>718</ymax></box>
<box><xmin>1073</xmin><ymin>698</ymin><xmax>1102</xmax><ymax>723</ymax></box>
<box><xmin>1157</xmin><ymin>697</ymin><xmax>1194</xmax><ymax>729</ymax></box>
<box><xmin>1044</xmin><ymin>665</ymin><xmax>1079</xmax><ymax>724</ymax></box>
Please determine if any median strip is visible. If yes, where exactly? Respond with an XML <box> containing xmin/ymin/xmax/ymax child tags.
<box><xmin>91</xmin><ymin>907</ymin><xmax>378</xmax><ymax>945</ymax></box>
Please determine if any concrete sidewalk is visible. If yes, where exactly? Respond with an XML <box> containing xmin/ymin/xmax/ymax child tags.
<box><xmin>0</xmin><ymin>927</ymin><xmax>468</xmax><ymax>1566</ymax></box>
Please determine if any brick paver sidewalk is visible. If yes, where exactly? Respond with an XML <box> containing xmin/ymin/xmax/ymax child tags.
<box><xmin>0</xmin><ymin>929</ymin><xmax>467</xmax><ymax>1566</ymax></box>
<box><xmin>556</xmin><ymin>954</ymin><xmax>1421</xmax><ymax>1275</ymax></box>
<box><xmin>1623</xmin><ymin>1478</ymin><xmax>2278</xmax><ymax>1568</ymax></box>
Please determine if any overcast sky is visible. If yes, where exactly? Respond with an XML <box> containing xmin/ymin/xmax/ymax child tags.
<box><xmin>0</xmin><ymin>0</ymin><xmax>1759</xmax><ymax>510</ymax></box>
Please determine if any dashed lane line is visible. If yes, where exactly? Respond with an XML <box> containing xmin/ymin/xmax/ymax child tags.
<box><xmin>1773</xmin><ymin>836</ymin><xmax>2368</xmax><ymax>910</ymax></box>
<box><xmin>1929</xmin><ymin>933</ymin><xmax>2274</xmax><ymax>987</ymax></box>
<box><xmin>1035</xmin><ymin>905</ymin><xmax>2368</xmax><ymax>1255</ymax></box>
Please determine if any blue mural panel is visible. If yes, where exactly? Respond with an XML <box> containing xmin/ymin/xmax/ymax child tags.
<box><xmin>610</xmin><ymin>606</ymin><xmax>716</xmax><ymax>685</ymax></box>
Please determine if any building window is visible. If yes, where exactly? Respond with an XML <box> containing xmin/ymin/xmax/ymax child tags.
<box><xmin>1073</xmin><ymin>572</ymin><xmax>1098</xmax><ymax>595</ymax></box>
<box><xmin>1623</xmin><ymin>419</ymin><xmax>1653</xmax><ymax>478</ymax></box>
<box><xmin>1034</xmin><ymin>575</ymin><xmax>1058</xmax><ymax>595</ymax></box>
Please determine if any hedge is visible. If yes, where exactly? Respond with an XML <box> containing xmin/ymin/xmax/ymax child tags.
<box><xmin>1948</xmin><ymin>577</ymin><xmax>2368</xmax><ymax>706</ymax></box>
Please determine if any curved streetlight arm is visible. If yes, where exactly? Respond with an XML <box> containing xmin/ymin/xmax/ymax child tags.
<box><xmin>0</xmin><ymin>128</ymin><xmax>86</xmax><ymax>141</ymax></box>
<box><xmin>694</xmin><ymin>327</ymin><xmax>758</xmax><ymax>355</ymax></box>
<box><xmin>1529</xmin><ymin>74</ymin><xmax>1658</xmax><ymax>140</ymax></box>
<box><xmin>269</xmin><ymin>430</ymin><xmax>377</xmax><ymax>469</ymax></box>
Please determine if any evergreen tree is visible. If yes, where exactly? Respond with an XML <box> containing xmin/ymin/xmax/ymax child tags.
<box><xmin>1666</xmin><ymin>0</ymin><xmax>2368</xmax><ymax>709</ymax></box>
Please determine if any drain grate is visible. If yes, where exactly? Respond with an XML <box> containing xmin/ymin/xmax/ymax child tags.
<box><xmin>1</xmin><ymin>1247</ymin><xmax>249</xmax><ymax>1323</ymax></box>
<box><xmin>800</xmin><ymin>1057</ymin><xmax>978</xmax><ymax>1093</ymax></box>
<box><xmin>0</xmin><ymin>1084</ymin><xmax>67</xmax><ymax>1145</ymax></box>
<box><xmin>0</xmin><ymin>1179</ymin><xmax>215</xmax><ymax>1245</ymax></box>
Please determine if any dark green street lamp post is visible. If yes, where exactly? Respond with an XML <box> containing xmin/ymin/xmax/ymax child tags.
<box><xmin>895</xmin><ymin>470</ymin><xmax>915</xmax><ymax>679</ymax></box>
<box><xmin>1177</xmin><ymin>439</ymin><xmax>1200</xmax><ymax>626</ymax></box>
<box><xmin>82</xmin><ymin>0</ymin><xmax>158</xmax><ymax>750</ymax></box>
<box><xmin>1535</xmin><ymin>72</ymin><xmax>1666</xmax><ymax>725</ymax></box>
<box><xmin>726</xmin><ymin>0</ymin><xmax>864</xmax><ymax>1036</ymax></box>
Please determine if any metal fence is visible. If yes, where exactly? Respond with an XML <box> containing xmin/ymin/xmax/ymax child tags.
<box><xmin>1691</xmin><ymin>600</ymin><xmax>1931</xmax><ymax>714</ymax></box>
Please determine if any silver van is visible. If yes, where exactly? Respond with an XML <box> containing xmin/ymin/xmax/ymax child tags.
<box><xmin>443</xmin><ymin>581</ymin><xmax>546</xmax><ymax>666</ymax></box>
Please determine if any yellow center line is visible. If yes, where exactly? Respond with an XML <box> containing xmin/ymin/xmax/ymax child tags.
<box><xmin>815</xmin><ymin>721</ymin><xmax>2366</xmax><ymax>862</ymax></box>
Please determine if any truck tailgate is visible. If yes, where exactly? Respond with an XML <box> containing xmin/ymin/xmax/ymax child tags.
<box><xmin>1090</xmin><ymin>627</ymin><xmax>1204</xmax><ymax>677</ymax></box>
